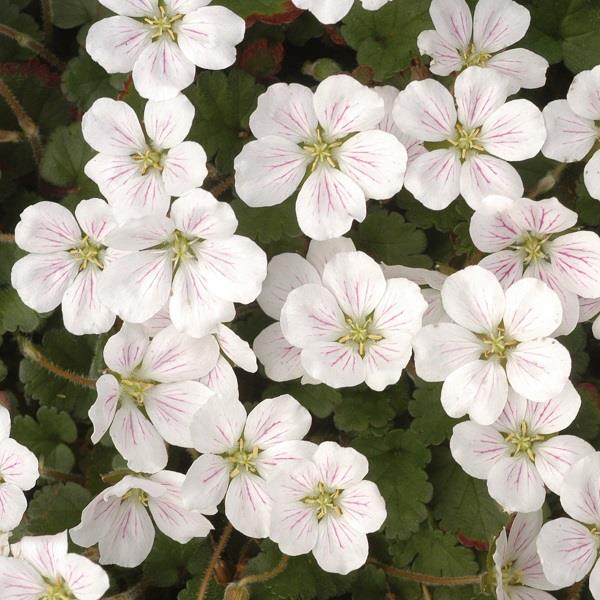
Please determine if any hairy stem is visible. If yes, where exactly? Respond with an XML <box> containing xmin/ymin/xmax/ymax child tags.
<box><xmin>236</xmin><ymin>554</ymin><xmax>289</xmax><ymax>587</ymax></box>
<box><xmin>39</xmin><ymin>466</ymin><xmax>85</xmax><ymax>484</ymax></box>
<box><xmin>209</xmin><ymin>176</ymin><xmax>235</xmax><ymax>199</ymax></box>
<box><xmin>40</xmin><ymin>0</ymin><xmax>54</xmax><ymax>41</ymax></box>
<box><xmin>370</xmin><ymin>560</ymin><xmax>481</xmax><ymax>587</ymax></box>
<box><xmin>197</xmin><ymin>523</ymin><xmax>234</xmax><ymax>600</ymax></box>
<box><xmin>0</xmin><ymin>233</ymin><xmax>15</xmax><ymax>243</ymax></box>
<box><xmin>105</xmin><ymin>581</ymin><xmax>149</xmax><ymax>600</ymax></box>
<box><xmin>0</xmin><ymin>24</ymin><xmax>62</xmax><ymax>69</ymax></box>
<box><xmin>0</xmin><ymin>130</ymin><xmax>24</xmax><ymax>143</ymax></box>
<box><xmin>528</xmin><ymin>162</ymin><xmax>569</xmax><ymax>199</ymax></box>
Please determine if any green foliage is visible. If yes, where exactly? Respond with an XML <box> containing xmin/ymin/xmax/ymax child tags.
<box><xmin>51</xmin><ymin>0</ymin><xmax>104</xmax><ymax>28</ymax></box>
<box><xmin>220</xmin><ymin>0</ymin><xmax>290</xmax><ymax>18</ymax></box>
<box><xmin>62</xmin><ymin>54</ymin><xmax>120</xmax><ymax>109</ymax></box>
<box><xmin>232</xmin><ymin>198</ymin><xmax>301</xmax><ymax>244</ymax></box>
<box><xmin>409</xmin><ymin>382</ymin><xmax>456</xmax><ymax>446</ymax></box>
<box><xmin>265</xmin><ymin>382</ymin><xmax>342</xmax><ymax>419</ymax></box>
<box><xmin>333</xmin><ymin>387</ymin><xmax>398</xmax><ymax>433</ymax></box>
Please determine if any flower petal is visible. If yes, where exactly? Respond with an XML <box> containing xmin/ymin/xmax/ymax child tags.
<box><xmin>98</xmin><ymin>0</ymin><xmax>158</xmax><ymax>17</ymax></box>
<box><xmin>363</xmin><ymin>333</ymin><xmax>414</xmax><ymax>391</ymax></box>
<box><xmin>429</xmin><ymin>0</ymin><xmax>472</xmax><ymax>50</ymax></box>
<box><xmin>338</xmin><ymin>480</ymin><xmax>386</xmax><ymax>534</ymax></box>
<box><xmin>215</xmin><ymin>325</ymin><xmax>257</xmax><ymax>372</ymax></box>
<box><xmin>61</xmin><ymin>554</ymin><xmax>110</xmax><ymax>600</ymax></box>
<box><xmin>253</xmin><ymin>323</ymin><xmax>305</xmax><ymax>382</ymax></box>
<box><xmin>469</xmin><ymin>195</ymin><xmax>521</xmax><ymax>252</ymax></box>
<box><xmin>584</xmin><ymin>148</ymin><xmax>600</xmax><ymax>200</ymax></box>
<box><xmin>372</xmin><ymin>277</ymin><xmax>427</xmax><ymax>336</ymax></box>
<box><xmin>291</xmin><ymin>0</ymin><xmax>354</xmax><ymax>24</ymax></box>
<box><xmin>561</xmin><ymin>452</ymin><xmax>600</xmax><ymax>524</ymax></box>
<box><xmin>90</xmin><ymin>374</ymin><xmax>120</xmax><ymax>444</ymax></box>
<box><xmin>479</xmin><ymin>251</ymin><xmax>524</xmax><ymax>289</ymax></box>
<box><xmin>74</xmin><ymin>198</ymin><xmax>117</xmax><ymax>244</ymax></box>
<box><xmin>417</xmin><ymin>29</ymin><xmax>463</xmax><ymax>76</ymax></box>
<box><xmin>0</xmin><ymin>484</ymin><xmax>28</xmax><ymax>532</ymax></box>
<box><xmin>488</xmin><ymin>48</ymin><xmax>548</xmax><ymax>94</ymax></box>
<box><xmin>0</xmin><ymin>557</ymin><xmax>45</xmax><ymax>600</ymax></box>
<box><xmin>182</xmin><ymin>453</ymin><xmax>230</xmax><ymax>513</ymax></box>
<box><xmin>225</xmin><ymin>472</ymin><xmax>271</xmax><ymax>538</ymax></box>
<box><xmin>15</xmin><ymin>532</ymin><xmax>67</xmax><ymax>579</ymax></box>
<box><xmin>301</xmin><ymin>342</ymin><xmax>366</xmax><ymax>388</ymax></box>
<box><xmin>270</xmin><ymin>498</ymin><xmax>319</xmax><ymax>556</ymax></box>
<box><xmin>526</xmin><ymin>381</ymin><xmax>581</xmax><ymax>434</ymax></box>
<box><xmin>162</xmin><ymin>141</ymin><xmax>208</xmax><ymax>196</ymax></box>
<box><xmin>255</xmin><ymin>440</ymin><xmax>316</xmax><ymax>480</ymax></box>
<box><xmin>144</xmin><ymin>94</ymin><xmax>194</xmax><ymax>149</ymax></box>
<box><xmin>473</xmin><ymin>0</ymin><xmax>530</xmax><ymax>53</ymax></box>
<box><xmin>103</xmin><ymin>323</ymin><xmax>148</xmax><ymax>375</ymax></box>
<box><xmin>306</xmin><ymin>237</ymin><xmax>357</xmax><ymax>276</ymax></box>
<box><xmin>103</xmin><ymin>215</ymin><xmax>174</xmax><ymax>250</ymax></box>
<box><xmin>313</xmin><ymin>516</ymin><xmax>368</xmax><ymax>575</ymax></box>
<box><xmin>314</xmin><ymin>442</ymin><xmax>369</xmax><ymax>488</ymax></box>
<box><xmin>567</xmin><ymin>65</ymin><xmax>600</xmax><ymax>121</ymax></box>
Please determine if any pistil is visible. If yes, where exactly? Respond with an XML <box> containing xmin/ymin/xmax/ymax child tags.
<box><xmin>303</xmin><ymin>481</ymin><xmax>343</xmax><ymax>520</ymax></box>
<box><xmin>227</xmin><ymin>438</ymin><xmax>259</xmax><ymax>479</ymax></box>
<box><xmin>480</xmin><ymin>325</ymin><xmax>518</xmax><ymax>360</ymax></box>
<box><xmin>143</xmin><ymin>6</ymin><xmax>183</xmax><ymax>42</ymax></box>
<box><xmin>448</xmin><ymin>123</ymin><xmax>484</xmax><ymax>160</ymax></box>
<box><xmin>132</xmin><ymin>148</ymin><xmax>164</xmax><ymax>175</ymax></box>
<box><xmin>501</xmin><ymin>560</ymin><xmax>524</xmax><ymax>587</ymax></box>
<box><xmin>121</xmin><ymin>488</ymin><xmax>150</xmax><ymax>507</ymax></box>
<box><xmin>461</xmin><ymin>43</ymin><xmax>492</xmax><ymax>68</ymax></box>
<box><xmin>69</xmin><ymin>235</ymin><xmax>104</xmax><ymax>271</ymax></box>
<box><xmin>120</xmin><ymin>378</ymin><xmax>154</xmax><ymax>408</ymax></box>
<box><xmin>514</xmin><ymin>233</ymin><xmax>548</xmax><ymax>265</ymax></box>
<box><xmin>302</xmin><ymin>128</ymin><xmax>343</xmax><ymax>172</ymax></box>
<box><xmin>336</xmin><ymin>314</ymin><xmax>384</xmax><ymax>358</ymax></box>
<box><xmin>504</xmin><ymin>421</ymin><xmax>545</xmax><ymax>461</ymax></box>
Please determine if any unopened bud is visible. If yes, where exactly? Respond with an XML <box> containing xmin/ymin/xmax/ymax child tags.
<box><xmin>301</xmin><ymin>58</ymin><xmax>342</xmax><ymax>81</ymax></box>
<box><xmin>224</xmin><ymin>582</ymin><xmax>250</xmax><ymax>600</ymax></box>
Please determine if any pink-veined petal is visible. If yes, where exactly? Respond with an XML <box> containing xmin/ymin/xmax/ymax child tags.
<box><xmin>300</xmin><ymin>342</ymin><xmax>365</xmax><ymax>388</ymax></box>
<box><xmin>561</xmin><ymin>453</ymin><xmax>600</xmax><ymax>525</ymax></box>
<box><xmin>488</xmin><ymin>48</ymin><xmax>548</xmax><ymax>94</ymax></box>
<box><xmin>162</xmin><ymin>141</ymin><xmax>208</xmax><ymax>196</ymax></box>
<box><xmin>0</xmin><ymin>484</ymin><xmax>28</xmax><ymax>532</ymax></box>
<box><xmin>417</xmin><ymin>29</ymin><xmax>463</xmax><ymax>76</ymax></box>
<box><xmin>372</xmin><ymin>277</ymin><xmax>427</xmax><ymax>336</ymax></box>
<box><xmin>15</xmin><ymin>532</ymin><xmax>67</xmax><ymax>579</ymax></box>
<box><xmin>182</xmin><ymin>453</ymin><xmax>230</xmax><ymax>513</ymax></box>
<box><xmin>215</xmin><ymin>325</ymin><xmax>257</xmax><ymax>372</ymax></box>
<box><xmin>526</xmin><ymin>381</ymin><xmax>581</xmax><ymax>434</ymax></box>
<box><xmin>313</xmin><ymin>516</ymin><xmax>369</xmax><ymax>575</ymax></box>
<box><xmin>338</xmin><ymin>479</ymin><xmax>386</xmax><ymax>536</ymax></box>
<box><xmin>479</xmin><ymin>251</ymin><xmax>524</xmax><ymax>289</ymax></box>
<box><xmin>472</xmin><ymin>0</ymin><xmax>530</xmax><ymax>53</ymax></box>
<box><xmin>469</xmin><ymin>195</ymin><xmax>522</xmax><ymax>252</ymax></box>
<box><xmin>429</xmin><ymin>0</ymin><xmax>472</xmax><ymax>50</ymax></box>
<box><xmin>363</xmin><ymin>333</ymin><xmax>414</xmax><ymax>391</ymax></box>
<box><xmin>103</xmin><ymin>323</ymin><xmax>148</xmax><ymax>375</ymax></box>
<box><xmin>584</xmin><ymin>148</ymin><xmax>600</xmax><ymax>200</ymax></box>
<box><xmin>253</xmin><ymin>323</ymin><xmax>305</xmax><ymax>382</ymax></box>
<box><xmin>511</xmin><ymin>196</ymin><xmax>578</xmax><ymax>235</ymax></box>
<box><xmin>60</xmin><ymin>554</ymin><xmax>110</xmax><ymax>600</ymax></box>
<box><xmin>567</xmin><ymin>65</ymin><xmax>600</xmax><ymax>121</ymax></box>
<box><xmin>103</xmin><ymin>215</ymin><xmax>174</xmax><ymax>251</ymax></box>
<box><xmin>225</xmin><ymin>472</ymin><xmax>271</xmax><ymax>538</ymax></box>
<box><xmin>90</xmin><ymin>374</ymin><xmax>120</xmax><ymax>444</ymax></box>
<box><xmin>0</xmin><ymin>557</ymin><xmax>45</xmax><ymax>600</ymax></box>
<box><xmin>74</xmin><ymin>198</ymin><xmax>117</xmax><ymax>245</ymax></box>
<box><xmin>144</xmin><ymin>93</ymin><xmax>194</xmax><ymax>149</ymax></box>
<box><xmin>270</xmin><ymin>498</ymin><xmax>319</xmax><ymax>556</ymax></box>
<box><xmin>314</xmin><ymin>442</ymin><xmax>368</xmax><ymax>488</ymax></box>
<box><xmin>254</xmin><ymin>440</ymin><xmax>317</xmax><ymax>480</ymax></box>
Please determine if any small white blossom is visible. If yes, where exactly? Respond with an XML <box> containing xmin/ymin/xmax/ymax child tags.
<box><xmin>269</xmin><ymin>441</ymin><xmax>386</xmax><ymax>575</ymax></box>
<box><xmin>393</xmin><ymin>66</ymin><xmax>546</xmax><ymax>210</ymax></box>
<box><xmin>413</xmin><ymin>266</ymin><xmax>571</xmax><ymax>425</ymax></box>
<box><xmin>90</xmin><ymin>323</ymin><xmax>218</xmax><ymax>473</ymax></box>
<box><xmin>12</xmin><ymin>199</ymin><xmax>118</xmax><ymax>335</ymax></box>
<box><xmin>182</xmin><ymin>394</ymin><xmax>314</xmax><ymax>538</ymax></box>
<box><xmin>542</xmin><ymin>65</ymin><xmax>600</xmax><ymax>201</ymax></box>
<box><xmin>418</xmin><ymin>0</ymin><xmax>548</xmax><ymax>93</ymax></box>
<box><xmin>234</xmin><ymin>75</ymin><xmax>407</xmax><ymax>240</ymax></box>
<box><xmin>450</xmin><ymin>382</ymin><xmax>593</xmax><ymax>513</ymax></box>
<box><xmin>0</xmin><ymin>531</ymin><xmax>109</xmax><ymax>600</ymax></box>
<box><xmin>470</xmin><ymin>195</ymin><xmax>600</xmax><ymax>335</ymax></box>
<box><xmin>71</xmin><ymin>471</ymin><xmax>212</xmax><ymax>568</ymax></box>
<box><xmin>86</xmin><ymin>0</ymin><xmax>245</xmax><ymax>100</ymax></box>
<box><xmin>82</xmin><ymin>95</ymin><xmax>207</xmax><ymax>222</ymax></box>
<box><xmin>279</xmin><ymin>250</ymin><xmax>427</xmax><ymax>391</ymax></box>
<box><xmin>290</xmin><ymin>0</ymin><xmax>391</xmax><ymax>25</ymax></box>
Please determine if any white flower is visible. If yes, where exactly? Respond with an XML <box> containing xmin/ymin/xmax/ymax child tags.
<box><xmin>182</xmin><ymin>394</ymin><xmax>314</xmax><ymax>538</ymax></box>
<box><xmin>234</xmin><ymin>75</ymin><xmax>407</xmax><ymax>240</ymax></box>
<box><xmin>542</xmin><ymin>65</ymin><xmax>600</xmax><ymax>200</ymax></box>
<box><xmin>413</xmin><ymin>266</ymin><xmax>571</xmax><ymax>425</ymax></box>
<box><xmin>392</xmin><ymin>66</ymin><xmax>546</xmax><ymax>210</ymax></box>
<box><xmin>0</xmin><ymin>533</ymin><xmax>9</xmax><ymax>557</ymax></box>
<box><xmin>86</xmin><ymin>0</ymin><xmax>245</xmax><ymax>100</ymax></box>
<box><xmin>492</xmin><ymin>511</ymin><xmax>560</xmax><ymax>600</ymax></box>
<box><xmin>11</xmin><ymin>199</ymin><xmax>118</xmax><ymax>335</ymax></box>
<box><xmin>280</xmin><ymin>250</ymin><xmax>427</xmax><ymax>391</ymax></box>
<box><xmin>0</xmin><ymin>531</ymin><xmax>109</xmax><ymax>600</ymax></box>
<box><xmin>253</xmin><ymin>237</ymin><xmax>356</xmax><ymax>383</ymax></box>
<box><xmin>0</xmin><ymin>406</ymin><xmax>38</xmax><ymax>532</ymax></box>
<box><xmin>579</xmin><ymin>296</ymin><xmax>600</xmax><ymax>340</ymax></box>
<box><xmin>82</xmin><ymin>95</ymin><xmax>207</xmax><ymax>222</ymax></box>
<box><xmin>90</xmin><ymin>323</ymin><xmax>218</xmax><ymax>473</ymax></box>
<box><xmin>269</xmin><ymin>441</ymin><xmax>386</xmax><ymax>575</ymax></box>
<box><xmin>450</xmin><ymin>382</ymin><xmax>593</xmax><ymax>513</ymax></box>
<box><xmin>290</xmin><ymin>0</ymin><xmax>391</xmax><ymax>24</ymax></box>
<box><xmin>536</xmin><ymin>452</ymin><xmax>600</xmax><ymax>597</ymax></box>
<box><xmin>99</xmin><ymin>189</ymin><xmax>267</xmax><ymax>337</ymax></box>
<box><xmin>470</xmin><ymin>195</ymin><xmax>600</xmax><ymax>335</ymax></box>
<box><xmin>418</xmin><ymin>0</ymin><xmax>548</xmax><ymax>93</ymax></box>
<box><xmin>70</xmin><ymin>471</ymin><xmax>212</xmax><ymax>568</ymax></box>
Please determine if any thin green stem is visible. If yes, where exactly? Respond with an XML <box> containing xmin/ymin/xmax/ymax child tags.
<box><xmin>235</xmin><ymin>554</ymin><xmax>289</xmax><ymax>587</ymax></box>
<box><xmin>197</xmin><ymin>523</ymin><xmax>234</xmax><ymax>600</ymax></box>
<box><xmin>370</xmin><ymin>559</ymin><xmax>482</xmax><ymax>587</ymax></box>
<box><xmin>528</xmin><ymin>162</ymin><xmax>569</xmax><ymax>199</ymax></box>
<box><xmin>105</xmin><ymin>581</ymin><xmax>149</xmax><ymax>600</ymax></box>
<box><xmin>0</xmin><ymin>24</ymin><xmax>62</xmax><ymax>69</ymax></box>
<box><xmin>40</xmin><ymin>0</ymin><xmax>53</xmax><ymax>41</ymax></box>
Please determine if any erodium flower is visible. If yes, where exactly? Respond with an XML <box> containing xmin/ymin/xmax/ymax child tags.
<box><xmin>0</xmin><ymin>406</ymin><xmax>38</xmax><ymax>532</ymax></box>
<box><xmin>470</xmin><ymin>195</ymin><xmax>600</xmax><ymax>335</ymax></box>
<box><xmin>392</xmin><ymin>66</ymin><xmax>546</xmax><ymax>210</ymax></box>
<box><xmin>86</xmin><ymin>0</ymin><xmax>245</xmax><ymax>100</ymax></box>
<box><xmin>537</xmin><ymin>452</ymin><xmax>600</xmax><ymax>597</ymax></box>
<box><xmin>71</xmin><ymin>472</ymin><xmax>212</xmax><ymax>568</ymax></box>
<box><xmin>450</xmin><ymin>383</ymin><xmax>593</xmax><ymax>512</ymax></box>
<box><xmin>90</xmin><ymin>323</ymin><xmax>218</xmax><ymax>473</ymax></box>
<box><xmin>279</xmin><ymin>250</ymin><xmax>427</xmax><ymax>391</ymax></box>
<box><xmin>413</xmin><ymin>266</ymin><xmax>571</xmax><ymax>425</ymax></box>
<box><xmin>269</xmin><ymin>441</ymin><xmax>386</xmax><ymax>575</ymax></box>
<box><xmin>12</xmin><ymin>199</ymin><xmax>118</xmax><ymax>335</ymax></box>
<box><xmin>492</xmin><ymin>511</ymin><xmax>560</xmax><ymax>600</ymax></box>
<box><xmin>253</xmin><ymin>237</ymin><xmax>356</xmax><ymax>383</ymax></box>
<box><xmin>0</xmin><ymin>531</ymin><xmax>109</xmax><ymax>600</ymax></box>
<box><xmin>234</xmin><ymin>75</ymin><xmax>407</xmax><ymax>240</ymax></box>
<box><xmin>542</xmin><ymin>65</ymin><xmax>600</xmax><ymax>201</ymax></box>
<box><xmin>82</xmin><ymin>95</ymin><xmax>207</xmax><ymax>222</ymax></box>
<box><xmin>418</xmin><ymin>0</ymin><xmax>548</xmax><ymax>93</ymax></box>
<box><xmin>182</xmin><ymin>394</ymin><xmax>315</xmax><ymax>538</ymax></box>
<box><xmin>99</xmin><ymin>189</ymin><xmax>267</xmax><ymax>337</ymax></box>
<box><xmin>290</xmin><ymin>0</ymin><xmax>392</xmax><ymax>25</ymax></box>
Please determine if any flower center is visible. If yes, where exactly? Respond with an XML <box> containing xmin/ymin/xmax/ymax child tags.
<box><xmin>120</xmin><ymin>378</ymin><xmax>154</xmax><ymax>408</ymax></box>
<box><xmin>226</xmin><ymin>438</ymin><xmax>260</xmax><ymax>479</ymax></box>
<box><xmin>504</xmin><ymin>421</ymin><xmax>546</xmax><ymax>461</ymax></box>
<box><xmin>303</xmin><ymin>481</ymin><xmax>343</xmax><ymax>521</ymax></box>
<box><xmin>336</xmin><ymin>313</ymin><xmax>384</xmax><ymax>358</ymax></box>
<box><xmin>121</xmin><ymin>488</ymin><xmax>150</xmax><ymax>506</ymax></box>
<box><xmin>514</xmin><ymin>233</ymin><xmax>548</xmax><ymax>266</ymax></box>
<box><xmin>143</xmin><ymin>5</ymin><xmax>183</xmax><ymax>42</ymax></box>
<box><xmin>448</xmin><ymin>123</ymin><xmax>484</xmax><ymax>160</ymax></box>
<box><xmin>170</xmin><ymin>230</ymin><xmax>197</xmax><ymax>269</ymax></box>
<box><xmin>132</xmin><ymin>148</ymin><xmax>164</xmax><ymax>175</ymax></box>
<box><xmin>40</xmin><ymin>578</ymin><xmax>76</xmax><ymax>600</ymax></box>
<box><xmin>501</xmin><ymin>560</ymin><xmax>524</xmax><ymax>587</ymax></box>
<box><xmin>69</xmin><ymin>235</ymin><xmax>104</xmax><ymax>271</ymax></box>
<box><xmin>461</xmin><ymin>43</ymin><xmax>492</xmax><ymax>68</ymax></box>
<box><xmin>302</xmin><ymin>128</ymin><xmax>343</xmax><ymax>173</ymax></box>
<box><xmin>480</xmin><ymin>325</ymin><xmax>518</xmax><ymax>360</ymax></box>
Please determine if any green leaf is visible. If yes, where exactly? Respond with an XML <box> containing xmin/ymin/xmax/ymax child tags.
<box><xmin>264</xmin><ymin>382</ymin><xmax>342</xmax><ymax>419</ymax></box>
<box><xmin>0</xmin><ymin>4</ymin><xmax>41</xmax><ymax>62</ymax></box>
<box><xmin>187</xmin><ymin>70</ymin><xmax>264</xmax><ymax>173</ymax></box>
<box><xmin>560</xmin><ymin>325</ymin><xmax>590</xmax><ymax>378</ymax></box>
<box><xmin>567</xmin><ymin>384</ymin><xmax>600</xmax><ymax>441</ymax></box>
<box><xmin>333</xmin><ymin>387</ymin><xmax>396</xmax><ymax>433</ymax></box>
<box><xmin>349</xmin><ymin>565</ymin><xmax>388</xmax><ymax>600</ymax></box>
<box><xmin>341</xmin><ymin>0</ymin><xmax>431</xmax><ymax>80</ymax></box>
<box><xmin>220</xmin><ymin>0</ymin><xmax>289</xmax><ymax>18</ymax></box>
<box><xmin>12</xmin><ymin>406</ymin><xmax>77</xmax><ymax>472</ymax></box>
<box><xmin>26</xmin><ymin>482</ymin><xmax>91</xmax><ymax>535</ymax></box>
<box><xmin>353</xmin><ymin>429</ymin><xmax>432</xmax><ymax>540</ymax></box>
<box><xmin>51</xmin><ymin>0</ymin><xmax>105</xmax><ymax>28</ymax></box>
<box><xmin>176</xmin><ymin>536</ymin><xmax>224</xmax><ymax>600</ymax></box>
<box><xmin>409</xmin><ymin>382</ymin><xmax>457</xmax><ymax>446</ymax></box>
<box><xmin>429</xmin><ymin>447</ymin><xmax>506</xmax><ymax>542</ymax></box>
<box><xmin>62</xmin><ymin>55</ymin><xmax>119</xmax><ymax>110</ymax></box>
<box><xmin>351</xmin><ymin>208</ymin><xmax>431</xmax><ymax>267</ymax></box>
<box><xmin>231</xmin><ymin>198</ymin><xmax>301</xmax><ymax>243</ymax></box>
<box><xmin>0</xmin><ymin>288</ymin><xmax>40</xmax><ymax>334</ymax></box>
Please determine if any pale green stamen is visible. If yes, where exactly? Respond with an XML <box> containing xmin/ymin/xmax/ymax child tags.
<box><xmin>132</xmin><ymin>148</ymin><xmax>164</xmax><ymax>176</ymax></box>
<box><xmin>40</xmin><ymin>578</ymin><xmax>76</xmax><ymax>600</ymax></box>
<box><xmin>336</xmin><ymin>314</ymin><xmax>384</xmax><ymax>358</ymax></box>
<box><xmin>448</xmin><ymin>123</ymin><xmax>484</xmax><ymax>160</ymax></box>
<box><xmin>227</xmin><ymin>438</ymin><xmax>260</xmax><ymax>479</ymax></box>
<box><xmin>302</xmin><ymin>128</ymin><xmax>343</xmax><ymax>172</ymax></box>
<box><xmin>143</xmin><ymin>6</ymin><xmax>183</xmax><ymax>42</ymax></box>
<box><xmin>122</xmin><ymin>487</ymin><xmax>150</xmax><ymax>506</ymax></box>
<box><xmin>513</xmin><ymin>233</ymin><xmax>548</xmax><ymax>266</ymax></box>
<box><xmin>461</xmin><ymin>43</ymin><xmax>492</xmax><ymax>68</ymax></box>
<box><xmin>69</xmin><ymin>235</ymin><xmax>104</xmax><ymax>271</ymax></box>
<box><xmin>170</xmin><ymin>230</ymin><xmax>196</xmax><ymax>269</ymax></box>
<box><xmin>120</xmin><ymin>378</ymin><xmax>154</xmax><ymax>408</ymax></box>
<box><xmin>303</xmin><ymin>481</ymin><xmax>343</xmax><ymax>521</ymax></box>
<box><xmin>504</xmin><ymin>421</ymin><xmax>545</xmax><ymax>462</ymax></box>
<box><xmin>480</xmin><ymin>325</ymin><xmax>518</xmax><ymax>360</ymax></box>
<box><xmin>501</xmin><ymin>560</ymin><xmax>524</xmax><ymax>587</ymax></box>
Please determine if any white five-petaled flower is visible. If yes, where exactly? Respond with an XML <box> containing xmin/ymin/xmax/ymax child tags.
<box><xmin>413</xmin><ymin>266</ymin><xmax>571</xmax><ymax>425</ymax></box>
<box><xmin>418</xmin><ymin>0</ymin><xmax>548</xmax><ymax>94</ymax></box>
<box><xmin>90</xmin><ymin>323</ymin><xmax>218</xmax><ymax>473</ymax></box>
<box><xmin>99</xmin><ymin>189</ymin><xmax>267</xmax><ymax>337</ymax></box>
<box><xmin>0</xmin><ymin>406</ymin><xmax>38</xmax><ymax>532</ymax></box>
<box><xmin>182</xmin><ymin>394</ymin><xmax>315</xmax><ymax>538</ymax></box>
<box><xmin>11</xmin><ymin>199</ymin><xmax>118</xmax><ymax>335</ymax></box>
<box><xmin>279</xmin><ymin>250</ymin><xmax>427</xmax><ymax>391</ymax></box>
<box><xmin>70</xmin><ymin>471</ymin><xmax>212</xmax><ymax>568</ymax></box>
<box><xmin>470</xmin><ymin>195</ymin><xmax>600</xmax><ymax>335</ymax></box>
<box><xmin>269</xmin><ymin>441</ymin><xmax>386</xmax><ymax>575</ymax></box>
<box><xmin>253</xmin><ymin>237</ymin><xmax>357</xmax><ymax>384</ymax></box>
<box><xmin>0</xmin><ymin>531</ymin><xmax>109</xmax><ymax>600</ymax></box>
<box><xmin>290</xmin><ymin>0</ymin><xmax>391</xmax><ymax>26</ymax></box>
<box><xmin>579</xmin><ymin>296</ymin><xmax>600</xmax><ymax>340</ymax></box>
<box><xmin>393</xmin><ymin>66</ymin><xmax>546</xmax><ymax>210</ymax></box>
<box><xmin>492</xmin><ymin>511</ymin><xmax>560</xmax><ymax>600</ymax></box>
<box><xmin>536</xmin><ymin>452</ymin><xmax>600</xmax><ymax>598</ymax></box>
<box><xmin>86</xmin><ymin>0</ymin><xmax>245</xmax><ymax>100</ymax></box>
<box><xmin>450</xmin><ymin>382</ymin><xmax>593</xmax><ymax>513</ymax></box>
<box><xmin>234</xmin><ymin>75</ymin><xmax>408</xmax><ymax>240</ymax></box>
<box><xmin>542</xmin><ymin>65</ymin><xmax>600</xmax><ymax>201</ymax></box>
<box><xmin>83</xmin><ymin>95</ymin><xmax>207</xmax><ymax>222</ymax></box>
